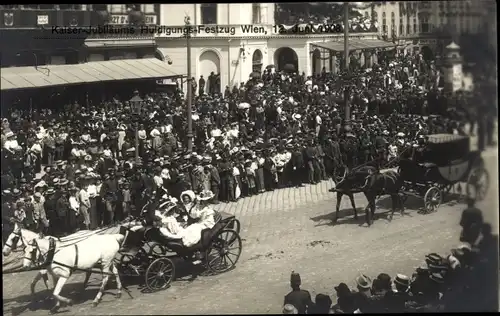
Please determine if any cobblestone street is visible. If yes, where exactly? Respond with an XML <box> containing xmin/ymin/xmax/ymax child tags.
<box><xmin>3</xmin><ymin>149</ymin><xmax>497</xmax><ymax>315</ymax></box>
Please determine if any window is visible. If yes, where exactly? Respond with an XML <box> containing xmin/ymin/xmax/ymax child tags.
<box><xmin>391</xmin><ymin>12</ymin><xmax>395</xmax><ymax>35</ymax></box>
<box><xmin>58</xmin><ymin>4</ymin><xmax>82</xmax><ymax>10</ymax></box>
<box><xmin>382</xmin><ymin>12</ymin><xmax>387</xmax><ymax>33</ymax></box>
<box><xmin>413</xmin><ymin>18</ymin><xmax>417</xmax><ymax>33</ymax></box>
<box><xmin>373</xmin><ymin>11</ymin><xmax>378</xmax><ymax>22</ymax></box>
<box><xmin>252</xmin><ymin>4</ymin><xmax>261</xmax><ymax>24</ymax></box>
<box><xmin>109</xmin><ymin>4</ymin><xmax>127</xmax><ymax>14</ymax></box>
<box><xmin>141</xmin><ymin>4</ymin><xmax>155</xmax><ymax>14</ymax></box>
<box><xmin>421</xmin><ymin>16</ymin><xmax>429</xmax><ymax>33</ymax></box>
<box><xmin>252</xmin><ymin>49</ymin><xmax>263</xmax><ymax>73</ymax></box>
<box><xmin>399</xmin><ymin>18</ymin><xmax>404</xmax><ymax>35</ymax></box>
<box><xmin>93</xmin><ymin>4</ymin><xmax>107</xmax><ymax>11</ymax></box>
<box><xmin>201</xmin><ymin>4</ymin><xmax>217</xmax><ymax>24</ymax></box>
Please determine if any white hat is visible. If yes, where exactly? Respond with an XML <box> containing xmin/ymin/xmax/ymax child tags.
<box><xmin>447</xmin><ymin>254</ymin><xmax>461</xmax><ymax>270</ymax></box>
<box><xmin>394</xmin><ymin>274</ymin><xmax>410</xmax><ymax>287</ymax></box>
<box><xmin>282</xmin><ymin>304</ymin><xmax>298</xmax><ymax>314</ymax></box>
<box><xmin>382</xmin><ymin>130</ymin><xmax>389</xmax><ymax>135</ymax></box>
<box><xmin>5</xmin><ymin>131</ymin><xmax>14</xmax><ymax>138</ymax></box>
<box><xmin>397</xmin><ymin>132</ymin><xmax>405</xmax><ymax>137</ymax></box>
<box><xmin>292</xmin><ymin>113</ymin><xmax>302</xmax><ymax>120</ymax></box>
<box><xmin>180</xmin><ymin>190</ymin><xmax>196</xmax><ymax>203</ymax></box>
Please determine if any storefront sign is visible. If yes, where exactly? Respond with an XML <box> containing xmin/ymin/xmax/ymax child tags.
<box><xmin>110</xmin><ymin>14</ymin><xmax>157</xmax><ymax>25</ymax></box>
<box><xmin>37</xmin><ymin>15</ymin><xmax>49</xmax><ymax>25</ymax></box>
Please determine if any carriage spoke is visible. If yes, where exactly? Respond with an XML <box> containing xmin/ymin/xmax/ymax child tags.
<box><xmin>226</xmin><ymin>251</ymin><xmax>240</xmax><ymax>257</ymax></box>
<box><xmin>225</xmin><ymin>254</ymin><xmax>235</xmax><ymax>267</ymax></box>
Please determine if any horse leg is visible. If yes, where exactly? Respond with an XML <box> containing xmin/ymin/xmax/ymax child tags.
<box><xmin>30</xmin><ymin>271</ymin><xmax>43</xmax><ymax>296</ymax></box>
<box><xmin>365</xmin><ymin>195</ymin><xmax>374</xmax><ymax>226</ymax></box>
<box><xmin>333</xmin><ymin>192</ymin><xmax>343</xmax><ymax>223</ymax></box>
<box><xmin>388</xmin><ymin>194</ymin><xmax>397</xmax><ymax>221</ymax></box>
<box><xmin>111</xmin><ymin>264</ymin><xmax>123</xmax><ymax>298</ymax></box>
<box><xmin>92</xmin><ymin>266</ymin><xmax>112</xmax><ymax>307</ymax></box>
<box><xmin>82</xmin><ymin>271</ymin><xmax>92</xmax><ymax>290</ymax></box>
<box><xmin>398</xmin><ymin>193</ymin><xmax>406</xmax><ymax>215</ymax></box>
<box><xmin>348</xmin><ymin>193</ymin><xmax>358</xmax><ymax>219</ymax></box>
<box><xmin>50</xmin><ymin>276</ymin><xmax>71</xmax><ymax>314</ymax></box>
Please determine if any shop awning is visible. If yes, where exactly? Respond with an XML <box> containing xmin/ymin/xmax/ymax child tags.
<box><xmin>312</xmin><ymin>39</ymin><xmax>396</xmax><ymax>52</ymax></box>
<box><xmin>1</xmin><ymin>58</ymin><xmax>183</xmax><ymax>91</ymax></box>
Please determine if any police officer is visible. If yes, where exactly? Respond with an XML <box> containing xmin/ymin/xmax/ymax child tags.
<box><xmin>284</xmin><ymin>272</ymin><xmax>313</xmax><ymax>314</ymax></box>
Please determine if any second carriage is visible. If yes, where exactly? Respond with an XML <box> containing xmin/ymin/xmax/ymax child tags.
<box><xmin>398</xmin><ymin>134</ymin><xmax>489</xmax><ymax>213</ymax></box>
<box><xmin>117</xmin><ymin>201</ymin><xmax>242</xmax><ymax>292</ymax></box>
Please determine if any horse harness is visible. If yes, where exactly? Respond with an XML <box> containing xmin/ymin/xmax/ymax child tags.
<box><xmin>29</xmin><ymin>238</ymin><xmax>81</xmax><ymax>274</ymax></box>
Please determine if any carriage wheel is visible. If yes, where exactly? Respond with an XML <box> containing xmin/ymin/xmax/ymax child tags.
<box><xmin>145</xmin><ymin>257</ymin><xmax>175</xmax><ymax>292</ymax></box>
<box><xmin>335</xmin><ymin>166</ymin><xmax>347</xmax><ymax>183</ymax></box>
<box><xmin>205</xmin><ymin>229</ymin><xmax>242</xmax><ymax>274</ymax></box>
<box><xmin>423</xmin><ymin>187</ymin><xmax>442</xmax><ymax>214</ymax></box>
<box><xmin>466</xmin><ymin>167</ymin><xmax>490</xmax><ymax>201</ymax></box>
<box><xmin>226</xmin><ymin>219</ymin><xmax>241</xmax><ymax>236</ymax></box>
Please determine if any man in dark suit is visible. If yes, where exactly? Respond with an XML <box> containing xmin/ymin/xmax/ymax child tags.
<box><xmin>198</xmin><ymin>76</ymin><xmax>205</xmax><ymax>96</ymax></box>
<box><xmin>289</xmin><ymin>144</ymin><xmax>304</xmax><ymax>187</ymax></box>
<box><xmin>459</xmin><ymin>198</ymin><xmax>483</xmax><ymax>244</ymax></box>
<box><xmin>284</xmin><ymin>272</ymin><xmax>312</xmax><ymax>314</ymax></box>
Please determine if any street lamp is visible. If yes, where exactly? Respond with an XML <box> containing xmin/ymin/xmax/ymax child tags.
<box><xmin>185</xmin><ymin>15</ymin><xmax>193</xmax><ymax>152</ymax></box>
<box><xmin>129</xmin><ymin>90</ymin><xmax>143</xmax><ymax>162</ymax></box>
<box><xmin>343</xmin><ymin>2</ymin><xmax>351</xmax><ymax>128</ymax></box>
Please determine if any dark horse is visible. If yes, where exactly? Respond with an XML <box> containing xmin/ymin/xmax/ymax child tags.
<box><xmin>331</xmin><ymin>164</ymin><xmax>404</xmax><ymax>226</ymax></box>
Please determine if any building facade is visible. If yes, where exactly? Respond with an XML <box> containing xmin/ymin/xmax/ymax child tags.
<box><xmin>0</xmin><ymin>4</ymin><xmax>160</xmax><ymax>67</ymax></box>
<box><xmin>156</xmin><ymin>3</ymin><xmax>382</xmax><ymax>93</ymax></box>
<box><xmin>357</xmin><ymin>1</ymin><xmax>495</xmax><ymax>59</ymax></box>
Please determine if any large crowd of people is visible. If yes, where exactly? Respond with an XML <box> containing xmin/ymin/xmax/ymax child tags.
<box><xmin>1</xmin><ymin>50</ymin><xmax>495</xmax><ymax>239</ymax></box>
<box><xmin>275</xmin><ymin>3</ymin><xmax>378</xmax><ymax>33</ymax></box>
<box><xmin>282</xmin><ymin>203</ymin><xmax>497</xmax><ymax>313</ymax></box>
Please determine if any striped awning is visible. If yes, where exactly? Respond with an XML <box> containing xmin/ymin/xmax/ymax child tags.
<box><xmin>1</xmin><ymin>58</ymin><xmax>183</xmax><ymax>91</ymax></box>
<box><xmin>312</xmin><ymin>39</ymin><xmax>396</xmax><ymax>52</ymax></box>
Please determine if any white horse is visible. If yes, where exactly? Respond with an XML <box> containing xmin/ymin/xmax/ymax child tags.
<box><xmin>23</xmin><ymin>233</ymin><xmax>125</xmax><ymax>313</ymax></box>
<box><xmin>3</xmin><ymin>223</ymin><xmax>106</xmax><ymax>297</ymax></box>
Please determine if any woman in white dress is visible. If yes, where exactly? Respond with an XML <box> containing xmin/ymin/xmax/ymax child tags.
<box><xmin>158</xmin><ymin>190</ymin><xmax>216</xmax><ymax>247</ymax></box>
<box><xmin>177</xmin><ymin>190</ymin><xmax>216</xmax><ymax>247</ymax></box>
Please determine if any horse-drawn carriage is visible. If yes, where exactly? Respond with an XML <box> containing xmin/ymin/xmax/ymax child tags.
<box><xmin>398</xmin><ymin>134</ymin><xmax>489</xmax><ymax>213</ymax></box>
<box><xmin>117</xmin><ymin>201</ymin><xmax>242</xmax><ymax>292</ymax></box>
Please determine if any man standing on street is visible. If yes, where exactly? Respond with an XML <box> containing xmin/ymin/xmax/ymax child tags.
<box><xmin>284</xmin><ymin>272</ymin><xmax>313</xmax><ymax>314</ymax></box>
<box><xmin>459</xmin><ymin>198</ymin><xmax>483</xmax><ymax>245</ymax></box>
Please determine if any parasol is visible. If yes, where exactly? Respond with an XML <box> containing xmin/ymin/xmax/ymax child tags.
<box><xmin>238</xmin><ymin>102</ymin><xmax>250</xmax><ymax>110</ymax></box>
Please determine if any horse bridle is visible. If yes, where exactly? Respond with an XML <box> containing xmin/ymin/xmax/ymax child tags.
<box><xmin>24</xmin><ymin>238</ymin><xmax>56</xmax><ymax>267</ymax></box>
<box><xmin>24</xmin><ymin>239</ymin><xmax>43</xmax><ymax>264</ymax></box>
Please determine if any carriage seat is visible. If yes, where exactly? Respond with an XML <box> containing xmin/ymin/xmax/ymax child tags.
<box><xmin>164</xmin><ymin>221</ymin><xmax>226</xmax><ymax>253</ymax></box>
<box><xmin>161</xmin><ymin>211</ymin><xmax>225</xmax><ymax>253</ymax></box>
